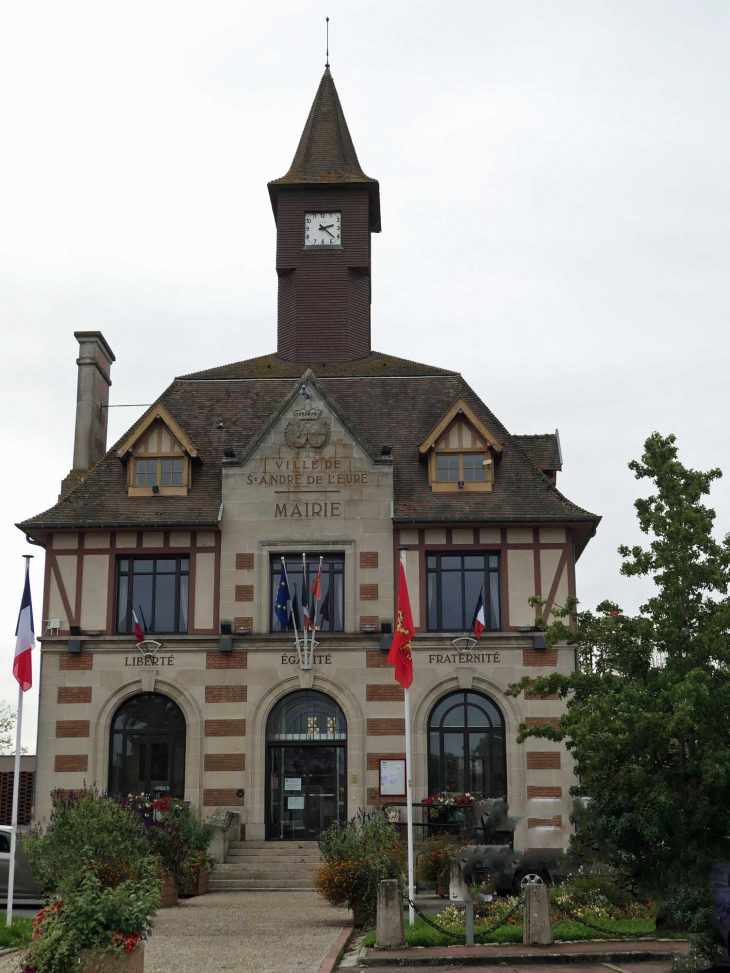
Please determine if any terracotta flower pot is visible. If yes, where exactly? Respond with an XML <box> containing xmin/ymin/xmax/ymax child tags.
<box><xmin>159</xmin><ymin>870</ymin><xmax>178</xmax><ymax>908</ymax></box>
<box><xmin>79</xmin><ymin>944</ymin><xmax>144</xmax><ymax>973</ymax></box>
<box><xmin>181</xmin><ymin>867</ymin><xmax>209</xmax><ymax>897</ymax></box>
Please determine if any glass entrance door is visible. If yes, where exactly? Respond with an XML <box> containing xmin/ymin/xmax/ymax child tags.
<box><xmin>268</xmin><ymin>745</ymin><xmax>346</xmax><ymax>840</ymax></box>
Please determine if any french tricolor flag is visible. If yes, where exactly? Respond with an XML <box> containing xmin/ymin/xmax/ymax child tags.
<box><xmin>14</xmin><ymin>570</ymin><xmax>35</xmax><ymax>692</ymax></box>
<box><xmin>471</xmin><ymin>589</ymin><xmax>486</xmax><ymax>640</ymax></box>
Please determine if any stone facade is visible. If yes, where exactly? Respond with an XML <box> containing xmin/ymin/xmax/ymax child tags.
<box><xmin>19</xmin><ymin>64</ymin><xmax>598</xmax><ymax>854</ymax></box>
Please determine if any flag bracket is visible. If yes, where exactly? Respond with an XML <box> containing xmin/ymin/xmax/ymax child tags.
<box><xmin>136</xmin><ymin>639</ymin><xmax>163</xmax><ymax>660</ymax></box>
<box><xmin>451</xmin><ymin>636</ymin><xmax>478</xmax><ymax>653</ymax></box>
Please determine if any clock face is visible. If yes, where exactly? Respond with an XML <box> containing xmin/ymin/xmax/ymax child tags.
<box><xmin>304</xmin><ymin>212</ymin><xmax>341</xmax><ymax>247</ymax></box>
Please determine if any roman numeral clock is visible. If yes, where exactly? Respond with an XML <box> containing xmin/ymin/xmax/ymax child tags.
<box><xmin>304</xmin><ymin>212</ymin><xmax>342</xmax><ymax>247</ymax></box>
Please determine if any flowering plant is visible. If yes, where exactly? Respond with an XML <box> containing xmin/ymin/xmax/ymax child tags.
<box><xmin>423</xmin><ymin>792</ymin><xmax>480</xmax><ymax>819</ymax></box>
<box><xmin>120</xmin><ymin>793</ymin><xmax>218</xmax><ymax>885</ymax></box>
<box><xmin>315</xmin><ymin>811</ymin><xmax>406</xmax><ymax>924</ymax></box>
<box><xmin>417</xmin><ymin>834</ymin><xmax>457</xmax><ymax>888</ymax></box>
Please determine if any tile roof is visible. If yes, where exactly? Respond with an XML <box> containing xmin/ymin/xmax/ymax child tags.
<box><xmin>513</xmin><ymin>434</ymin><xmax>562</xmax><ymax>472</ymax></box>
<box><xmin>17</xmin><ymin>354</ymin><xmax>599</xmax><ymax>531</ymax></box>
<box><xmin>179</xmin><ymin>351</ymin><xmax>456</xmax><ymax>381</ymax></box>
<box><xmin>269</xmin><ymin>68</ymin><xmax>375</xmax><ymax>188</ymax></box>
<box><xmin>267</xmin><ymin>67</ymin><xmax>381</xmax><ymax>230</ymax></box>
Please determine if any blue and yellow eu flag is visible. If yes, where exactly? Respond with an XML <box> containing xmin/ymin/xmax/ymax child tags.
<box><xmin>274</xmin><ymin>564</ymin><xmax>291</xmax><ymax>629</ymax></box>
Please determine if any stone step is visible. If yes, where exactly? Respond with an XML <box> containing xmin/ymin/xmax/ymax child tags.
<box><xmin>227</xmin><ymin>841</ymin><xmax>319</xmax><ymax>850</ymax></box>
<box><xmin>210</xmin><ymin>878</ymin><xmax>316</xmax><ymax>890</ymax></box>
<box><xmin>226</xmin><ymin>851</ymin><xmax>322</xmax><ymax>865</ymax></box>
<box><xmin>217</xmin><ymin>864</ymin><xmax>320</xmax><ymax>876</ymax></box>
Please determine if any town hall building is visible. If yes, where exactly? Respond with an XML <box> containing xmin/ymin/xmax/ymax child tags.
<box><xmin>17</xmin><ymin>66</ymin><xmax>599</xmax><ymax>878</ymax></box>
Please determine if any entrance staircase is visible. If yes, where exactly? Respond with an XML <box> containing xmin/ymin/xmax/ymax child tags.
<box><xmin>211</xmin><ymin>840</ymin><xmax>322</xmax><ymax>891</ymax></box>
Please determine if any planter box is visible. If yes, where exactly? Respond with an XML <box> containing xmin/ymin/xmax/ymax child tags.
<box><xmin>160</xmin><ymin>870</ymin><xmax>178</xmax><ymax>908</ymax></box>
<box><xmin>79</xmin><ymin>944</ymin><xmax>144</xmax><ymax>973</ymax></box>
<box><xmin>181</xmin><ymin>868</ymin><xmax>209</xmax><ymax>897</ymax></box>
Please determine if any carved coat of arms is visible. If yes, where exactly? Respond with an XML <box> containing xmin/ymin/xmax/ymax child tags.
<box><xmin>285</xmin><ymin>405</ymin><xmax>331</xmax><ymax>450</ymax></box>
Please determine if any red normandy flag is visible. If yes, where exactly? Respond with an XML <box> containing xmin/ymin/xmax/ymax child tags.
<box><xmin>387</xmin><ymin>562</ymin><xmax>414</xmax><ymax>689</ymax></box>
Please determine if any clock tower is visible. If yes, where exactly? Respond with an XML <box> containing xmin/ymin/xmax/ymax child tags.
<box><xmin>268</xmin><ymin>67</ymin><xmax>381</xmax><ymax>363</ymax></box>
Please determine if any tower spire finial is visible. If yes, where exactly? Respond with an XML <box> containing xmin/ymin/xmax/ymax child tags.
<box><xmin>325</xmin><ymin>16</ymin><xmax>329</xmax><ymax>69</ymax></box>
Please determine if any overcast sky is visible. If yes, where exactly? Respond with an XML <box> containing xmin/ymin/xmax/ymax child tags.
<box><xmin>1</xmin><ymin>1</ymin><xmax>729</xmax><ymax>751</ymax></box>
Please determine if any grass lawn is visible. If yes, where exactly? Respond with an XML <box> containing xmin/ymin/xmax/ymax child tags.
<box><xmin>0</xmin><ymin>914</ymin><xmax>34</xmax><ymax>949</ymax></box>
<box><xmin>364</xmin><ymin>917</ymin><xmax>658</xmax><ymax>948</ymax></box>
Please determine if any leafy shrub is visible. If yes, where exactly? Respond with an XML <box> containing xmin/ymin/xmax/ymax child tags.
<box><xmin>120</xmin><ymin>794</ymin><xmax>218</xmax><ymax>884</ymax></box>
<box><xmin>23</xmin><ymin>789</ymin><xmax>150</xmax><ymax>896</ymax></box>
<box><xmin>417</xmin><ymin>834</ymin><xmax>457</xmax><ymax>889</ymax></box>
<box><xmin>558</xmin><ymin>872</ymin><xmax>634</xmax><ymax>908</ymax></box>
<box><xmin>20</xmin><ymin>859</ymin><xmax>161</xmax><ymax>973</ymax></box>
<box><xmin>315</xmin><ymin>811</ymin><xmax>406</xmax><ymax>925</ymax></box>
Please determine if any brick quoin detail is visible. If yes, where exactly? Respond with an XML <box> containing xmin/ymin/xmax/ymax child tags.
<box><xmin>204</xmin><ymin>720</ymin><xmax>246</xmax><ymax>737</ymax></box>
<box><xmin>204</xmin><ymin>754</ymin><xmax>245</xmax><ymax>772</ymax></box>
<box><xmin>527</xmin><ymin>816</ymin><xmax>562</xmax><ymax>828</ymax></box>
<box><xmin>525</xmin><ymin>716</ymin><xmax>560</xmax><ymax>730</ymax></box>
<box><xmin>527</xmin><ymin>786</ymin><xmax>563</xmax><ymax>799</ymax></box>
<box><xmin>366</xmin><ymin>650</ymin><xmax>389</xmax><ymax>668</ymax></box>
<box><xmin>367</xmin><ymin>752</ymin><xmax>405</xmax><ymax>770</ymax></box>
<box><xmin>366</xmin><ymin>684</ymin><xmax>404</xmax><ymax>702</ymax></box>
<box><xmin>235</xmin><ymin>553</ymin><xmax>254</xmax><ymax>570</ymax></box>
<box><xmin>55</xmin><ymin>755</ymin><xmax>88</xmax><ymax>773</ymax></box>
<box><xmin>205</xmin><ymin>685</ymin><xmax>247</xmax><ymax>703</ymax></box>
<box><xmin>360</xmin><ymin>552</ymin><xmax>379</xmax><ymax>569</ymax></box>
<box><xmin>203</xmin><ymin>789</ymin><xmax>245</xmax><ymax>807</ymax></box>
<box><xmin>234</xmin><ymin>617</ymin><xmax>253</xmax><ymax>631</ymax></box>
<box><xmin>360</xmin><ymin>616</ymin><xmax>379</xmax><ymax>632</ymax></box>
<box><xmin>56</xmin><ymin>720</ymin><xmax>90</xmax><ymax>738</ymax></box>
<box><xmin>525</xmin><ymin>691</ymin><xmax>559</xmax><ymax>700</ymax></box>
<box><xmin>206</xmin><ymin>652</ymin><xmax>247</xmax><ymax>669</ymax></box>
<box><xmin>526</xmin><ymin>752</ymin><xmax>561</xmax><ymax>770</ymax></box>
<box><xmin>60</xmin><ymin>654</ymin><xmax>93</xmax><ymax>671</ymax></box>
<box><xmin>57</xmin><ymin>687</ymin><xmax>92</xmax><ymax>704</ymax></box>
<box><xmin>523</xmin><ymin>648</ymin><xmax>558</xmax><ymax>666</ymax></box>
<box><xmin>235</xmin><ymin>585</ymin><xmax>254</xmax><ymax>602</ymax></box>
<box><xmin>367</xmin><ymin>718</ymin><xmax>405</xmax><ymax>736</ymax></box>
<box><xmin>360</xmin><ymin>584</ymin><xmax>378</xmax><ymax>601</ymax></box>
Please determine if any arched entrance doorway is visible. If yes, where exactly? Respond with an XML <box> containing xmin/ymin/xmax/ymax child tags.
<box><xmin>427</xmin><ymin>690</ymin><xmax>507</xmax><ymax>798</ymax></box>
<box><xmin>266</xmin><ymin>690</ymin><xmax>347</xmax><ymax>840</ymax></box>
<box><xmin>108</xmin><ymin>692</ymin><xmax>186</xmax><ymax>798</ymax></box>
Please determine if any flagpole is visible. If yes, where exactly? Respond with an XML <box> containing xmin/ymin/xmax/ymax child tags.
<box><xmin>7</xmin><ymin>555</ymin><xmax>32</xmax><ymax>930</ymax></box>
<box><xmin>281</xmin><ymin>558</ymin><xmax>303</xmax><ymax>668</ymax></box>
<box><xmin>301</xmin><ymin>553</ymin><xmax>308</xmax><ymax>664</ymax></box>
<box><xmin>400</xmin><ymin>549</ymin><xmax>415</xmax><ymax>926</ymax></box>
<box><xmin>312</xmin><ymin>555</ymin><xmax>323</xmax><ymax>667</ymax></box>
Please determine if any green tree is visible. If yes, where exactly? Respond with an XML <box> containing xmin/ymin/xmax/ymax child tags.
<box><xmin>507</xmin><ymin>433</ymin><xmax>730</xmax><ymax>895</ymax></box>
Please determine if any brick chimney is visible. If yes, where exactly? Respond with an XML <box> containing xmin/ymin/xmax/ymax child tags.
<box><xmin>60</xmin><ymin>332</ymin><xmax>115</xmax><ymax>498</ymax></box>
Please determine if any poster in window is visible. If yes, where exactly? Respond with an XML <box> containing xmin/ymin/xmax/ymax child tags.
<box><xmin>379</xmin><ymin>759</ymin><xmax>406</xmax><ymax>797</ymax></box>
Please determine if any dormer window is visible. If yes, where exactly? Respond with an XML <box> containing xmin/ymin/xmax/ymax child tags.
<box><xmin>436</xmin><ymin>453</ymin><xmax>487</xmax><ymax>483</ymax></box>
<box><xmin>420</xmin><ymin>397</ymin><xmax>502</xmax><ymax>494</ymax></box>
<box><xmin>135</xmin><ymin>457</ymin><xmax>185</xmax><ymax>487</ymax></box>
<box><xmin>117</xmin><ymin>403</ymin><xmax>198</xmax><ymax>498</ymax></box>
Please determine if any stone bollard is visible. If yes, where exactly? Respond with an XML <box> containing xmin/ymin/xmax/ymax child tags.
<box><xmin>376</xmin><ymin>879</ymin><xmax>405</xmax><ymax>948</ymax></box>
<box><xmin>523</xmin><ymin>883</ymin><xmax>553</xmax><ymax>945</ymax></box>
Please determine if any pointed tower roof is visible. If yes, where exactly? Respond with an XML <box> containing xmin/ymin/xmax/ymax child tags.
<box><xmin>268</xmin><ymin>67</ymin><xmax>381</xmax><ymax>230</ymax></box>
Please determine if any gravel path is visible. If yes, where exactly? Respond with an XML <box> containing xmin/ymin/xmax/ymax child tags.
<box><xmin>145</xmin><ymin>891</ymin><xmax>350</xmax><ymax>973</ymax></box>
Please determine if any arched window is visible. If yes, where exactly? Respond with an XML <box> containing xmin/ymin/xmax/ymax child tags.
<box><xmin>427</xmin><ymin>691</ymin><xmax>506</xmax><ymax>797</ymax></box>
<box><xmin>267</xmin><ymin>690</ymin><xmax>346</xmax><ymax>742</ymax></box>
<box><xmin>109</xmin><ymin>693</ymin><xmax>186</xmax><ymax>799</ymax></box>
<box><xmin>266</xmin><ymin>691</ymin><xmax>347</xmax><ymax>840</ymax></box>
